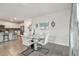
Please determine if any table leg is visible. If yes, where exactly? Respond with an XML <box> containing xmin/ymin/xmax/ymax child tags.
<box><xmin>34</xmin><ymin>39</ymin><xmax>38</xmax><ymax>50</ymax></box>
<box><xmin>34</xmin><ymin>43</ymin><xmax>38</xmax><ymax>50</ymax></box>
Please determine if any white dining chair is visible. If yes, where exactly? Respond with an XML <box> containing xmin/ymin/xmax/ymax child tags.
<box><xmin>22</xmin><ymin>31</ymin><xmax>34</xmax><ymax>47</ymax></box>
<box><xmin>37</xmin><ymin>33</ymin><xmax>49</xmax><ymax>55</ymax></box>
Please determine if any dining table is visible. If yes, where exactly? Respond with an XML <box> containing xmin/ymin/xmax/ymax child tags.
<box><xmin>30</xmin><ymin>34</ymin><xmax>45</xmax><ymax>50</ymax></box>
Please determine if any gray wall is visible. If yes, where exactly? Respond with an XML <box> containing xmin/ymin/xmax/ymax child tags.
<box><xmin>32</xmin><ymin>9</ymin><xmax>71</xmax><ymax>46</ymax></box>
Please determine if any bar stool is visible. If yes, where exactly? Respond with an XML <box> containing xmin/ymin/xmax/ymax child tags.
<box><xmin>0</xmin><ymin>32</ymin><xmax>4</xmax><ymax>43</ymax></box>
<box><xmin>3</xmin><ymin>30</ymin><xmax>9</xmax><ymax>42</ymax></box>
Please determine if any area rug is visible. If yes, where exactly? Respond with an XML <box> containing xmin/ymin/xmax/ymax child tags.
<box><xmin>20</xmin><ymin>47</ymin><xmax>34</xmax><ymax>56</ymax></box>
<box><xmin>20</xmin><ymin>43</ymin><xmax>69</xmax><ymax>56</ymax></box>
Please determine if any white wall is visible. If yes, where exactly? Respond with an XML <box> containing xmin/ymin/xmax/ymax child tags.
<box><xmin>0</xmin><ymin>21</ymin><xmax>20</xmax><ymax>28</ymax></box>
<box><xmin>32</xmin><ymin>9</ymin><xmax>71</xmax><ymax>46</ymax></box>
<box><xmin>24</xmin><ymin>19</ymin><xmax>32</xmax><ymax>32</ymax></box>
<box><xmin>22</xmin><ymin>19</ymin><xmax>32</xmax><ymax>46</ymax></box>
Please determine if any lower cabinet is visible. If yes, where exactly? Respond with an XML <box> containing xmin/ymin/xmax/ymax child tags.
<box><xmin>0</xmin><ymin>32</ymin><xmax>4</xmax><ymax>42</ymax></box>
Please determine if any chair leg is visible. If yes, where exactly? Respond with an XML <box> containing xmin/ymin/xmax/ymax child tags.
<box><xmin>40</xmin><ymin>47</ymin><xmax>49</xmax><ymax>55</ymax></box>
<box><xmin>38</xmin><ymin>44</ymin><xmax>49</xmax><ymax>55</ymax></box>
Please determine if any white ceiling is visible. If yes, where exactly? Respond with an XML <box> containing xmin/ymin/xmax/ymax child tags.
<box><xmin>0</xmin><ymin>3</ymin><xmax>71</xmax><ymax>23</ymax></box>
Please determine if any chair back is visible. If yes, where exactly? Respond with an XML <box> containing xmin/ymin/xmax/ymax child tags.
<box><xmin>43</xmin><ymin>33</ymin><xmax>49</xmax><ymax>45</ymax></box>
<box><xmin>22</xmin><ymin>31</ymin><xmax>33</xmax><ymax>47</ymax></box>
<box><xmin>38</xmin><ymin>33</ymin><xmax>49</xmax><ymax>46</ymax></box>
